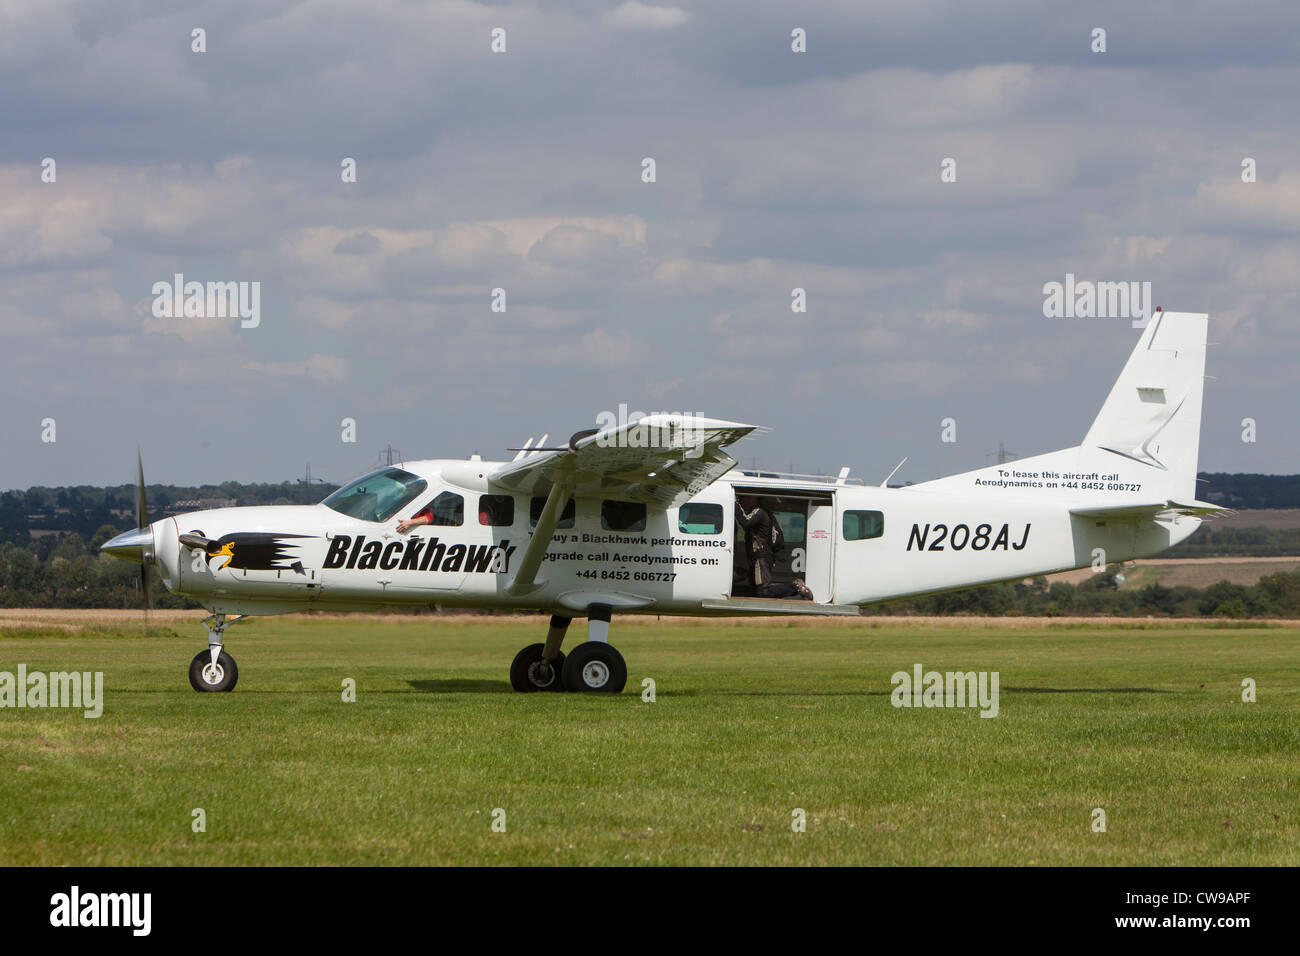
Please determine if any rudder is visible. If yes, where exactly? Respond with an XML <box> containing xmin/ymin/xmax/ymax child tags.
<box><xmin>1080</xmin><ymin>311</ymin><xmax>1208</xmax><ymax>501</ymax></box>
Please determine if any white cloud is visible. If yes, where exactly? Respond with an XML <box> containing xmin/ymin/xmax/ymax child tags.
<box><xmin>244</xmin><ymin>353</ymin><xmax>349</xmax><ymax>384</ymax></box>
<box><xmin>1190</xmin><ymin>169</ymin><xmax>1300</xmax><ymax>231</ymax></box>
<box><xmin>602</xmin><ymin>2</ymin><xmax>692</xmax><ymax>31</ymax></box>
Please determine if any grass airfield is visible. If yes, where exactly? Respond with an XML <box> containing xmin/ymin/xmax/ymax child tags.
<box><xmin>0</xmin><ymin>611</ymin><xmax>1296</xmax><ymax>866</ymax></box>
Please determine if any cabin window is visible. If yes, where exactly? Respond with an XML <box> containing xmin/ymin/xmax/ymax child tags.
<box><xmin>843</xmin><ymin>510</ymin><xmax>884</xmax><ymax>541</ymax></box>
<box><xmin>529</xmin><ymin>496</ymin><xmax>575</xmax><ymax>529</ymax></box>
<box><xmin>479</xmin><ymin>494</ymin><xmax>514</xmax><ymax>527</ymax></box>
<box><xmin>679</xmin><ymin>503</ymin><xmax>723</xmax><ymax>534</ymax></box>
<box><xmin>322</xmin><ymin>467</ymin><xmax>429</xmax><ymax>523</ymax></box>
<box><xmin>428</xmin><ymin>491</ymin><xmax>465</xmax><ymax>527</ymax></box>
<box><xmin>601</xmin><ymin>500</ymin><xmax>646</xmax><ymax>532</ymax></box>
<box><xmin>772</xmin><ymin>510</ymin><xmax>806</xmax><ymax>544</ymax></box>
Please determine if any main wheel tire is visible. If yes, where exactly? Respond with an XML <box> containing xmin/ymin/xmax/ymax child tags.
<box><xmin>509</xmin><ymin>643</ymin><xmax>567</xmax><ymax>692</ymax></box>
<box><xmin>189</xmin><ymin>649</ymin><xmax>238</xmax><ymax>692</ymax></box>
<box><xmin>561</xmin><ymin>641</ymin><xmax>627</xmax><ymax>694</ymax></box>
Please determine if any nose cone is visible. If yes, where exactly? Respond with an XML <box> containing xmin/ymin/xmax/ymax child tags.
<box><xmin>101</xmin><ymin>527</ymin><xmax>154</xmax><ymax>563</ymax></box>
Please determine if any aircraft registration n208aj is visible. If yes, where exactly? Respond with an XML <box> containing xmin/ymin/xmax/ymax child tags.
<box><xmin>102</xmin><ymin>311</ymin><xmax>1225</xmax><ymax>694</ymax></box>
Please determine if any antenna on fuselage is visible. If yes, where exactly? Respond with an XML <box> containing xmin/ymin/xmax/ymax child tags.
<box><xmin>880</xmin><ymin>457</ymin><xmax>907</xmax><ymax>487</ymax></box>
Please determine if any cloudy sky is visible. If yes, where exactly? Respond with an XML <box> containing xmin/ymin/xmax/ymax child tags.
<box><xmin>2</xmin><ymin>0</ymin><xmax>1297</xmax><ymax>491</ymax></box>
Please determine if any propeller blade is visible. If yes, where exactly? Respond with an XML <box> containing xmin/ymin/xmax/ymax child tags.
<box><xmin>140</xmin><ymin>562</ymin><xmax>153</xmax><ymax>614</ymax></box>
<box><xmin>135</xmin><ymin>447</ymin><xmax>148</xmax><ymax>530</ymax></box>
<box><xmin>136</xmin><ymin>447</ymin><xmax>152</xmax><ymax>626</ymax></box>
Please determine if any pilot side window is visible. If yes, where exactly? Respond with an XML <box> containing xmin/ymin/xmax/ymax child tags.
<box><xmin>678</xmin><ymin>502</ymin><xmax>723</xmax><ymax>534</ymax></box>
<box><xmin>601</xmin><ymin>500</ymin><xmax>646</xmax><ymax>532</ymax></box>
<box><xmin>427</xmin><ymin>491</ymin><xmax>464</xmax><ymax>527</ymax></box>
<box><xmin>843</xmin><ymin>510</ymin><xmax>885</xmax><ymax>541</ymax></box>
<box><xmin>322</xmin><ymin>467</ymin><xmax>428</xmax><ymax>523</ymax></box>
<box><xmin>479</xmin><ymin>494</ymin><xmax>515</xmax><ymax>527</ymax></box>
<box><xmin>530</xmin><ymin>496</ymin><xmax>575</xmax><ymax>529</ymax></box>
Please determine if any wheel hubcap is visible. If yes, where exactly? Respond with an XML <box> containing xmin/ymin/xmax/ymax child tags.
<box><xmin>202</xmin><ymin>663</ymin><xmax>224</xmax><ymax>685</ymax></box>
<box><xmin>582</xmin><ymin>660</ymin><xmax>610</xmax><ymax>688</ymax></box>
<box><xmin>528</xmin><ymin>661</ymin><xmax>555</xmax><ymax>687</ymax></box>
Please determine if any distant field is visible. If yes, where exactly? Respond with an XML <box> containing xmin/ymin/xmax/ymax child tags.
<box><xmin>1</xmin><ymin>612</ymin><xmax>1296</xmax><ymax>865</ymax></box>
<box><xmin>1053</xmin><ymin>556</ymin><xmax>1300</xmax><ymax>588</ymax></box>
<box><xmin>1208</xmin><ymin>509</ymin><xmax>1300</xmax><ymax>531</ymax></box>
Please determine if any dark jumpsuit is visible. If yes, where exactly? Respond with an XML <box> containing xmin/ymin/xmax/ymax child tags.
<box><xmin>735</xmin><ymin>503</ymin><xmax>780</xmax><ymax>596</ymax></box>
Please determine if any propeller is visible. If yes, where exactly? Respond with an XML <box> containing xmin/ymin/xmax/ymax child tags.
<box><xmin>136</xmin><ymin>448</ymin><xmax>152</xmax><ymax>619</ymax></box>
<box><xmin>99</xmin><ymin>449</ymin><xmax>162</xmax><ymax>627</ymax></box>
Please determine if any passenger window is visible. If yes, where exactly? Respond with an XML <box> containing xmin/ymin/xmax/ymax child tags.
<box><xmin>772</xmin><ymin>510</ymin><xmax>806</xmax><ymax>544</ymax></box>
<box><xmin>601</xmin><ymin>500</ymin><xmax>646</xmax><ymax>532</ymax></box>
<box><xmin>679</xmin><ymin>503</ymin><xmax>723</xmax><ymax>534</ymax></box>
<box><xmin>479</xmin><ymin>494</ymin><xmax>514</xmax><ymax>527</ymax></box>
<box><xmin>529</xmin><ymin>496</ymin><xmax>575</xmax><ymax>529</ymax></box>
<box><xmin>429</xmin><ymin>491</ymin><xmax>464</xmax><ymax>527</ymax></box>
<box><xmin>843</xmin><ymin>510</ymin><xmax>884</xmax><ymax>541</ymax></box>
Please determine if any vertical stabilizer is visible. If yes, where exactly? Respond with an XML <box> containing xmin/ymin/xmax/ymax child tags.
<box><xmin>1081</xmin><ymin>311</ymin><xmax>1208</xmax><ymax>501</ymax></box>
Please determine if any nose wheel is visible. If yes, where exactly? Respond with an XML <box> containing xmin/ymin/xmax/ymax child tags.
<box><xmin>189</xmin><ymin>649</ymin><xmax>239</xmax><ymax>692</ymax></box>
<box><xmin>190</xmin><ymin>612</ymin><xmax>246</xmax><ymax>692</ymax></box>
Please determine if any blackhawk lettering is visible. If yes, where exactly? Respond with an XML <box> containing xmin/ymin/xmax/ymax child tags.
<box><xmin>323</xmin><ymin>536</ymin><xmax>516</xmax><ymax>573</ymax></box>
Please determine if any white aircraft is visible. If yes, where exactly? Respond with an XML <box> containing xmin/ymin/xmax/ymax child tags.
<box><xmin>102</xmin><ymin>310</ymin><xmax>1224</xmax><ymax>694</ymax></box>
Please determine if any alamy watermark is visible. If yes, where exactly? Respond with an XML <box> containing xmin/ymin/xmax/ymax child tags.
<box><xmin>1042</xmin><ymin>273</ymin><xmax>1153</xmax><ymax>328</ymax></box>
<box><xmin>890</xmin><ymin>663</ymin><xmax>999</xmax><ymax>718</ymax></box>
<box><xmin>0</xmin><ymin>666</ymin><xmax>103</xmax><ymax>718</ymax></box>
<box><xmin>151</xmin><ymin>273</ymin><xmax>260</xmax><ymax>328</ymax></box>
<box><xmin>50</xmin><ymin>886</ymin><xmax>150</xmax><ymax>936</ymax></box>
<box><xmin>594</xmin><ymin>404</ymin><xmax>709</xmax><ymax>449</ymax></box>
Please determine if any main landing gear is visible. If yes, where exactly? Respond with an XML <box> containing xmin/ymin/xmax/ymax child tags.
<box><xmin>509</xmin><ymin>604</ymin><xmax>627</xmax><ymax>694</ymax></box>
<box><xmin>188</xmin><ymin>613</ymin><xmax>247</xmax><ymax>692</ymax></box>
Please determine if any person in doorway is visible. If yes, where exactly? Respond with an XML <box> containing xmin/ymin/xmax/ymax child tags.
<box><xmin>734</xmin><ymin>496</ymin><xmax>813</xmax><ymax>600</ymax></box>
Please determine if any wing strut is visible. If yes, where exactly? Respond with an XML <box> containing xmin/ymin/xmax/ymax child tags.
<box><xmin>506</xmin><ymin>464</ymin><xmax>574</xmax><ymax>597</ymax></box>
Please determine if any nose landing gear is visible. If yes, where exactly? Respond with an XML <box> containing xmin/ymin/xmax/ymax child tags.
<box><xmin>189</xmin><ymin>613</ymin><xmax>246</xmax><ymax>692</ymax></box>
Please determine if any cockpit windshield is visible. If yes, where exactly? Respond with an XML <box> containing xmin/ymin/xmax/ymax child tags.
<box><xmin>322</xmin><ymin>467</ymin><xmax>429</xmax><ymax>523</ymax></box>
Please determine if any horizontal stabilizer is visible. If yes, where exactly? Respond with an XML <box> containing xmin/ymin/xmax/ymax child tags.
<box><xmin>1069</xmin><ymin>499</ymin><xmax>1229</xmax><ymax>519</ymax></box>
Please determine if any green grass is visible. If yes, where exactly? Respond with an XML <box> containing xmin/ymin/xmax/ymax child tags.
<box><xmin>1</xmin><ymin>615</ymin><xmax>1297</xmax><ymax>865</ymax></box>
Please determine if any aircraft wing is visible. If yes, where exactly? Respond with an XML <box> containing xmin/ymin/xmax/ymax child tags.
<box><xmin>1068</xmin><ymin>499</ymin><xmax>1230</xmax><ymax>519</ymax></box>
<box><xmin>492</xmin><ymin>414</ymin><xmax>757</xmax><ymax>508</ymax></box>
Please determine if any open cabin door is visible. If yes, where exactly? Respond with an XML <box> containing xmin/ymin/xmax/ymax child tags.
<box><xmin>731</xmin><ymin>489</ymin><xmax>834</xmax><ymax>602</ymax></box>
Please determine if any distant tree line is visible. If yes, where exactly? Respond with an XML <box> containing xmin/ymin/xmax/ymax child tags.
<box><xmin>0</xmin><ymin>532</ymin><xmax>201</xmax><ymax>609</ymax></box>
<box><xmin>1164</xmin><ymin>526</ymin><xmax>1300</xmax><ymax>557</ymax></box>
<box><xmin>1</xmin><ymin>474</ymin><xmax>1298</xmax><ymax>615</ymax></box>
<box><xmin>3</xmin><ymin>534</ymin><xmax>1299</xmax><ymax>618</ymax></box>
<box><xmin>0</xmin><ymin>481</ymin><xmax>338</xmax><ymax>548</ymax></box>
<box><xmin>1198</xmin><ymin>472</ymin><xmax>1300</xmax><ymax>509</ymax></box>
<box><xmin>0</xmin><ymin>473</ymin><xmax>1295</xmax><ymax>549</ymax></box>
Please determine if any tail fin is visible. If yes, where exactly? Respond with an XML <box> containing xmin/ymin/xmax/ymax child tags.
<box><xmin>911</xmin><ymin>311</ymin><xmax>1210</xmax><ymax>500</ymax></box>
<box><xmin>1080</xmin><ymin>311</ymin><xmax>1208</xmax><ymax>501</ymax></box>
